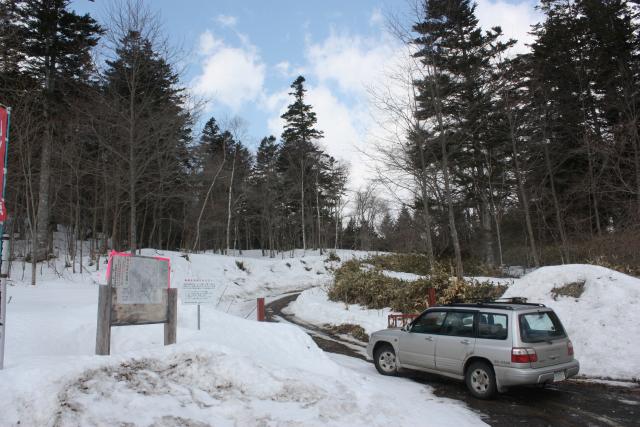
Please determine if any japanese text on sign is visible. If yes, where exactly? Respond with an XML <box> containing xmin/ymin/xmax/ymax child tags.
<box><xmin>182</xmin><ymin>279</ymin><xmax>217</xmax><ymax>305</ymax></box>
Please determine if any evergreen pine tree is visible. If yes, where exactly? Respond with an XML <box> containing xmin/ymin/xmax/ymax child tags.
<box><xmin>14</xmin><ymin>0</ymin><xmax>102</xmax><ymax>260</ymax></box>
<box><xmin>103</xmin><ymin>29</ymin><xmax>188</xmax><ymax>252</ymax></box>
<box><xmin>413</xmin><ymin>0</ymin><xmax>511</xmax><ymax>273</ymax></box>
<box><xmin>278</xmin><ymin>75</ymin><xmax>324</xmax><ymax>250</ymax></box>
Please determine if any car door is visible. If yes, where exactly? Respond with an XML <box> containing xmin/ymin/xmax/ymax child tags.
<box><xmin>435</xmin><ymin>310</ymin><xmax>477</xmax><ymax>375</ymax></box>
<box><xmin>398</xmin><ymin>310</ymin><xmax>446</xmax><ymax>369</ymax></box>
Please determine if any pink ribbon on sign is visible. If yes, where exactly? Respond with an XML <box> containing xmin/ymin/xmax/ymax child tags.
<box><xmin>106</xmin><ymin>250</ymin><xmax>171</xmax><ymax>288</ymax></box>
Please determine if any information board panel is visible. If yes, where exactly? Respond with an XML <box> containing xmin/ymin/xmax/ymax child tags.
<box><xmin>108</xmin><ymin>253</ymin><xmax>170</xmax><ymax>305</ymax></box>
<box><xmin>96</xmin><ymin>252</ymin><xmax>176</xmax><ymax>355</ymax></box>
<box><xmin>182</xmin><ymin>279</ymin><xmax>217</xmax><ymax>305</ymax></box>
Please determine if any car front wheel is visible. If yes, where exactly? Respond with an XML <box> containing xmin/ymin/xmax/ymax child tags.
<box><xmin>374</xmin><ymin>344</ymin><xmax>398</xmax><ymax>376</ymax></box>
<box><xmin>465</xmin><ymin>361</ymin><xmax>497</xmax><ymax>399</ymax></box>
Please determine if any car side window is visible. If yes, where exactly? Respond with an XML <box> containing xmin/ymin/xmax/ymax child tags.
<box><xmin>478</xmin><ymin>312</ymin><xmax>508</xmax><ymax>340</ymax></box>
<box><xmin>410</xmin><ymin>311</ymin><xmax>447</xmax><ymax>334</ymax></box>
<box><xmin>441</xmin><ymin>311</ymin><xmax>475</xmax><ymax>337</ymax></box>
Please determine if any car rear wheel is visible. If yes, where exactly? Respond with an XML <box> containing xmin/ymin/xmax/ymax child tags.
<box><xmin>466</xmin><ymin>361</ymin><xmax>497</xmax><ymax>399</ymax></box>
<box><xmin>374</xmin><ymin>344</ymin><xmax>398</xmax><ymax>376</ymax></box>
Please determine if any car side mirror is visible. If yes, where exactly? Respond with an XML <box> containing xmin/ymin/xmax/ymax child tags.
<box><xmin>402</xmin><ymin>324</ymin><xmax>411</xmax><ymax>332</ymax></box>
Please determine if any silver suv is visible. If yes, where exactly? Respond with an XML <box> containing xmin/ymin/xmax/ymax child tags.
<box><xmin>366</xmin><ymin>302</ymin><xmax>579</xmax><ymax>399</ymax></box>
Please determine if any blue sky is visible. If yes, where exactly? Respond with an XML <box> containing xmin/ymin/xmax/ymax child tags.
<box><xmin>71</xmin><ymin>0</ymin><xmax>541</xmax><ymax>188</ymax></box>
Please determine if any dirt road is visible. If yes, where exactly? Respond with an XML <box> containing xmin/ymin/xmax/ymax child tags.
<box><xmin>267</xmin><ymin>292</ymin><xmax>640</xmax><ymax>427</ymax></box>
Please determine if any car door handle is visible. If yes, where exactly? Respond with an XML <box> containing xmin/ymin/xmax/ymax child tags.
<box><xmin>425</xmin><ymin>336</ymin><xmax>433</xmax><ymax>341</ymax></box>
<box><xmin>460</xmin><ymin>339</ymin><xmax>471</xmax><ymax>345</ymax></box>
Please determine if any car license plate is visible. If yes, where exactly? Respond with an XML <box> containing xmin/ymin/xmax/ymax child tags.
<box><xmin>553</xmin><ymin>371</ymin><xmax>566</xmax><ymax>382</ymax></box>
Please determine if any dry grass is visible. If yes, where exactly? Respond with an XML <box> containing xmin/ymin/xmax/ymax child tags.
<box><xmin>328</xmin><ymin>257</ymin><xmax>507</xmax><ymax>313</ymax></box>
<box><xmin>551</xmin><ymin>280</ymin><xmax>586</xmax><ymax>300</ymax></box>
<box><xmin>325</xmin><ymin>323</ymin><xmax>369</xmax><ymax>342</ymax></box>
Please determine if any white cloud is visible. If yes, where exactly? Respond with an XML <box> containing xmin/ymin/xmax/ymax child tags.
<box><xmin>192</xmin><ymin>32</ymin><xmax>265</xmax><ymax>111</ymax></box>
<box><xmin>263</xmin><ymin>30</ymin><xmax>403</xmax><ymax>190</ymax></box>
<box><xmin>306</xmin><ymin>30</ymin><xmax>399</xmax><ymax>97</ymax></box>
<box><xmin>198</xmin><ymin>30</ymin><xmax>222</xmax><ymax>55</ymax></box>
<box><xmin>216</xmin><ymin>14</ymin><xmax>238</xmax><ymax>28</ymax></box>
<box><xmin>264</xmin><ymin>83</ymin><xmax>372</xmax><ymax>189</ymax></box>
<box><xmin>264</xmin><ymin>89</ymin><xmax>289</xmax><ymax>135</ymax></box>
<box><xmin>274</xmin><ymin>61</ymin><xmax>291</xmax><ymax>77</ymax></box>
<box><xmin>370</xmin><ymin>8</ymin><xmax>384</xmax><ymax>27</ymax></box>
<box><xmin>307</xmin><ymin>86</ymin><xmax>363</xmax><ymax>163</ymax></box>
<box><xmin>475</xmin><ymin>0</ymin><xmax>542</xmax><ymax>53</ymax></box>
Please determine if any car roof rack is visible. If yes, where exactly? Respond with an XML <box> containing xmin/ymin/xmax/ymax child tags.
<box><xmin>489</xmin><ymin>301</ymin><xmax>546</xmax><ymax>307</ymax></box>
<box><xmin>445</xmin><ymin>299</ymin><xmax>546</xmax><ymax>310</ymax></box>
<box><xmin>494</xmin><ymin>297</ymin><xmax>529</xmax><ymax>304</ymax></box>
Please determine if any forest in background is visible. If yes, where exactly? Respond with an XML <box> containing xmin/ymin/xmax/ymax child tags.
<box><xmin>1</xmin><ymin>0</ymin><xmax>640</xmax><ymax>283</ymax></box>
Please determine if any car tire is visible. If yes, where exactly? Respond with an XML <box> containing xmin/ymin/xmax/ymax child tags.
<box><xmin>374</xmin><ymin>344</ymin><xmax>398</xmax><ymax>376</ymax></box>
<box><xmin>465</xmin><ymin>361</ymin><xmax>497</xmax><ymax>399</ymax></box>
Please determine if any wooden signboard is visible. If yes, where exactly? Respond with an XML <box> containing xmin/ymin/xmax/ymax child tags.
<box><xmin>96</xmin><ymin>252</ymin><xmax>177</xmax><ymax>355</ymax></box>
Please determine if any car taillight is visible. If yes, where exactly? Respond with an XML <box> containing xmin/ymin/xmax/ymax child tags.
<box><xmin>568</xmin><ymin>340</ymin><xmax>574</xmax><ymax>357</ymax></box>
<box><xmin>511</xmin><ymin>347</ymin><xmax>538</xmax><ymax>363</ymax></box>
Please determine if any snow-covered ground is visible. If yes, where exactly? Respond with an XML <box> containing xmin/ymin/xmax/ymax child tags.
<box><xmin>286</xmin><ymin>286</ymin><xmax>391</xmax><ymax>335</ymax></box>
<box><xmin>290</xmin><ymin>264</ymin><xmax>640</xmax><ymax>381</ymax></box>
<box><xmin>0</xmin><ymin>248</ymin><xmax>485</xmax><ymax>426</ymax></box>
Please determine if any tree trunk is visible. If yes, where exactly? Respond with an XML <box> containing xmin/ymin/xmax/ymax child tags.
<box><xmin>429</xmin><ymin>63</ymin><xmax>463</xmax><ymax>278</ymax></box>
<box><xmin>111</xmin><ymin>186</ymin><xmax>120</xmax><ymax>251</ymax></box>
<box><xmin>481</xmin><ymin>200</ymin><xmax>495</xmax><ymax>267</ymax></box>
<box><xmin>193</xmin><ymin>149</ymin><xmax>226</xmax><ymax>252</ymax></box>
<box><xmin>226</xmin><ymin>146</ymin><xmax>237</xmax><ymax>254</ymax></box>
<box><xmin>300</xmin><ymin>157</ymin><xmax>306</xmax><ymax>252</ymax></box>
<box><xmin>91</xmin><ymin>183</ymin><xmax>98</xmax><ymax>263</ymax></box>
<box><xmin>492</xmin><ymin>205</ymin><xmax>504</xmax><ymax>267</ymax></box>
<box><xmin>630</xmin><ymin>123</ymin><xmax>640</xmax><ymax>217</ymax></box>
<box><xmin>128</xmin><ymin>88</ymin><xmax>137</xmax><ymax>253</ymax></box>
<box><xmin>416</xmin><ymin>134</ymin><xmax>435</xmax><ymax>269</ymax></box>
<box><xmin>129</xmin><ymin>159</ymin><xmax>136</xmax><ymax>253</ymax></box>
<box><xmin>543</xmin><ymin>143</ymin><xmax>569</xmax><ymax>262</ymax></box>
<box><xmin>441</xmin><ymin>143</ymin><xmax>463</xmax><ymax>278</ymax></box>
<box><xmin>334</xmin><ymin>202</ymin><xmax>340</xmax><ymax>250</ymax></box>
<box><xmin>511</xmin><ymin>135</ymin><xmax>540</xmax><ymax>267</ymax></box>
<box><xmin>315</xmin><ymin>173</ymin><xmax>322</xmax><ymax>254</ymax></box>
<box><xmin>34</xmin><ymin>127</ymin><xmax>52</xmax><ymax>262</ymax></box>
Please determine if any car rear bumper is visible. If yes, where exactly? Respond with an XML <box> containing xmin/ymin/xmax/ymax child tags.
<box><xmin>495</xmin><ymin>360</ymin><xmax>580</xmax><ymax>387</ymax></box>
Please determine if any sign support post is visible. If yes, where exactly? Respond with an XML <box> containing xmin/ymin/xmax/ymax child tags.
<box><xmin>197</xmin><ymin>304</ymin><xmax>201</xmax><ymax>330</ymax></box>
<box><xmin>0</xmin><ymin>104</ymin><xmax>12</xmax><ymax>370</ymax></box>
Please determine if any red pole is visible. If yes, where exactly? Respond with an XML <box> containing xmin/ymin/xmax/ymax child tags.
<box><xmin>427</xmin><ymin>288</ymin><xmax>436</xmax><ymax>307</ymax></box>
<box><xmin>257</xmin><ymin>297</ymin><xmax>265</xmax><ymax>321</ymax></box>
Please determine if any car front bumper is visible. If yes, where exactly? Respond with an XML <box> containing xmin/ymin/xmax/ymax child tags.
<box><xmin>365</xmin><ymin>341</ymin><xmax>373</xmax><ymax>360</ymax></box>
<box><xmin>495</xmin><ymin>360</ymin><xmax>580</xmax><ymax>387</ymax></box>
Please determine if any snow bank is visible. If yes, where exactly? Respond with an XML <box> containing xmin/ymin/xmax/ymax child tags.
<box><xmin>381</xmin><ymin>270</ymin><xmax>425</xmax><ymax>281</ymax></box>
<box><xmin>287</xmin><ymin>287</ymin><xmax>391</xmax><ymax>336</ymax></box>
<box><xmin>38</xmin><ymin>340</ymin><xmax>482</xmax><ymax>427</ymax></box>
<box><xmin>0</xmin><ymin>305</ymin><xmax>482</xmax><ymax>427</ymax></box>
<box><xmin>292</xmin><ymin>263</ymin><xmax>639</xmax><ymax>381</ymax></box>
<box><xmin>0</xmin><ymin>249</ymin><xmax>484</xmax><ymax>426</ymax></box>
<box><xmin>503</xmin><ymin>264</ymin><xmax>640</xmax><ymax>380</ymax></box>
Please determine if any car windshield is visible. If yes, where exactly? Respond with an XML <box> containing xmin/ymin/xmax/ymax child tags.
<box><xmin>519</xmin><ymin>311</ymin><xmax>566</xmax><ymax>343</ymax></box>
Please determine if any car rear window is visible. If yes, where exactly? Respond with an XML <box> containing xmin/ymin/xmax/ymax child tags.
<box><xmin>519</xmin><ymin>311</ymin><xmax>566</xmax><ymax>343</ymax></box>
